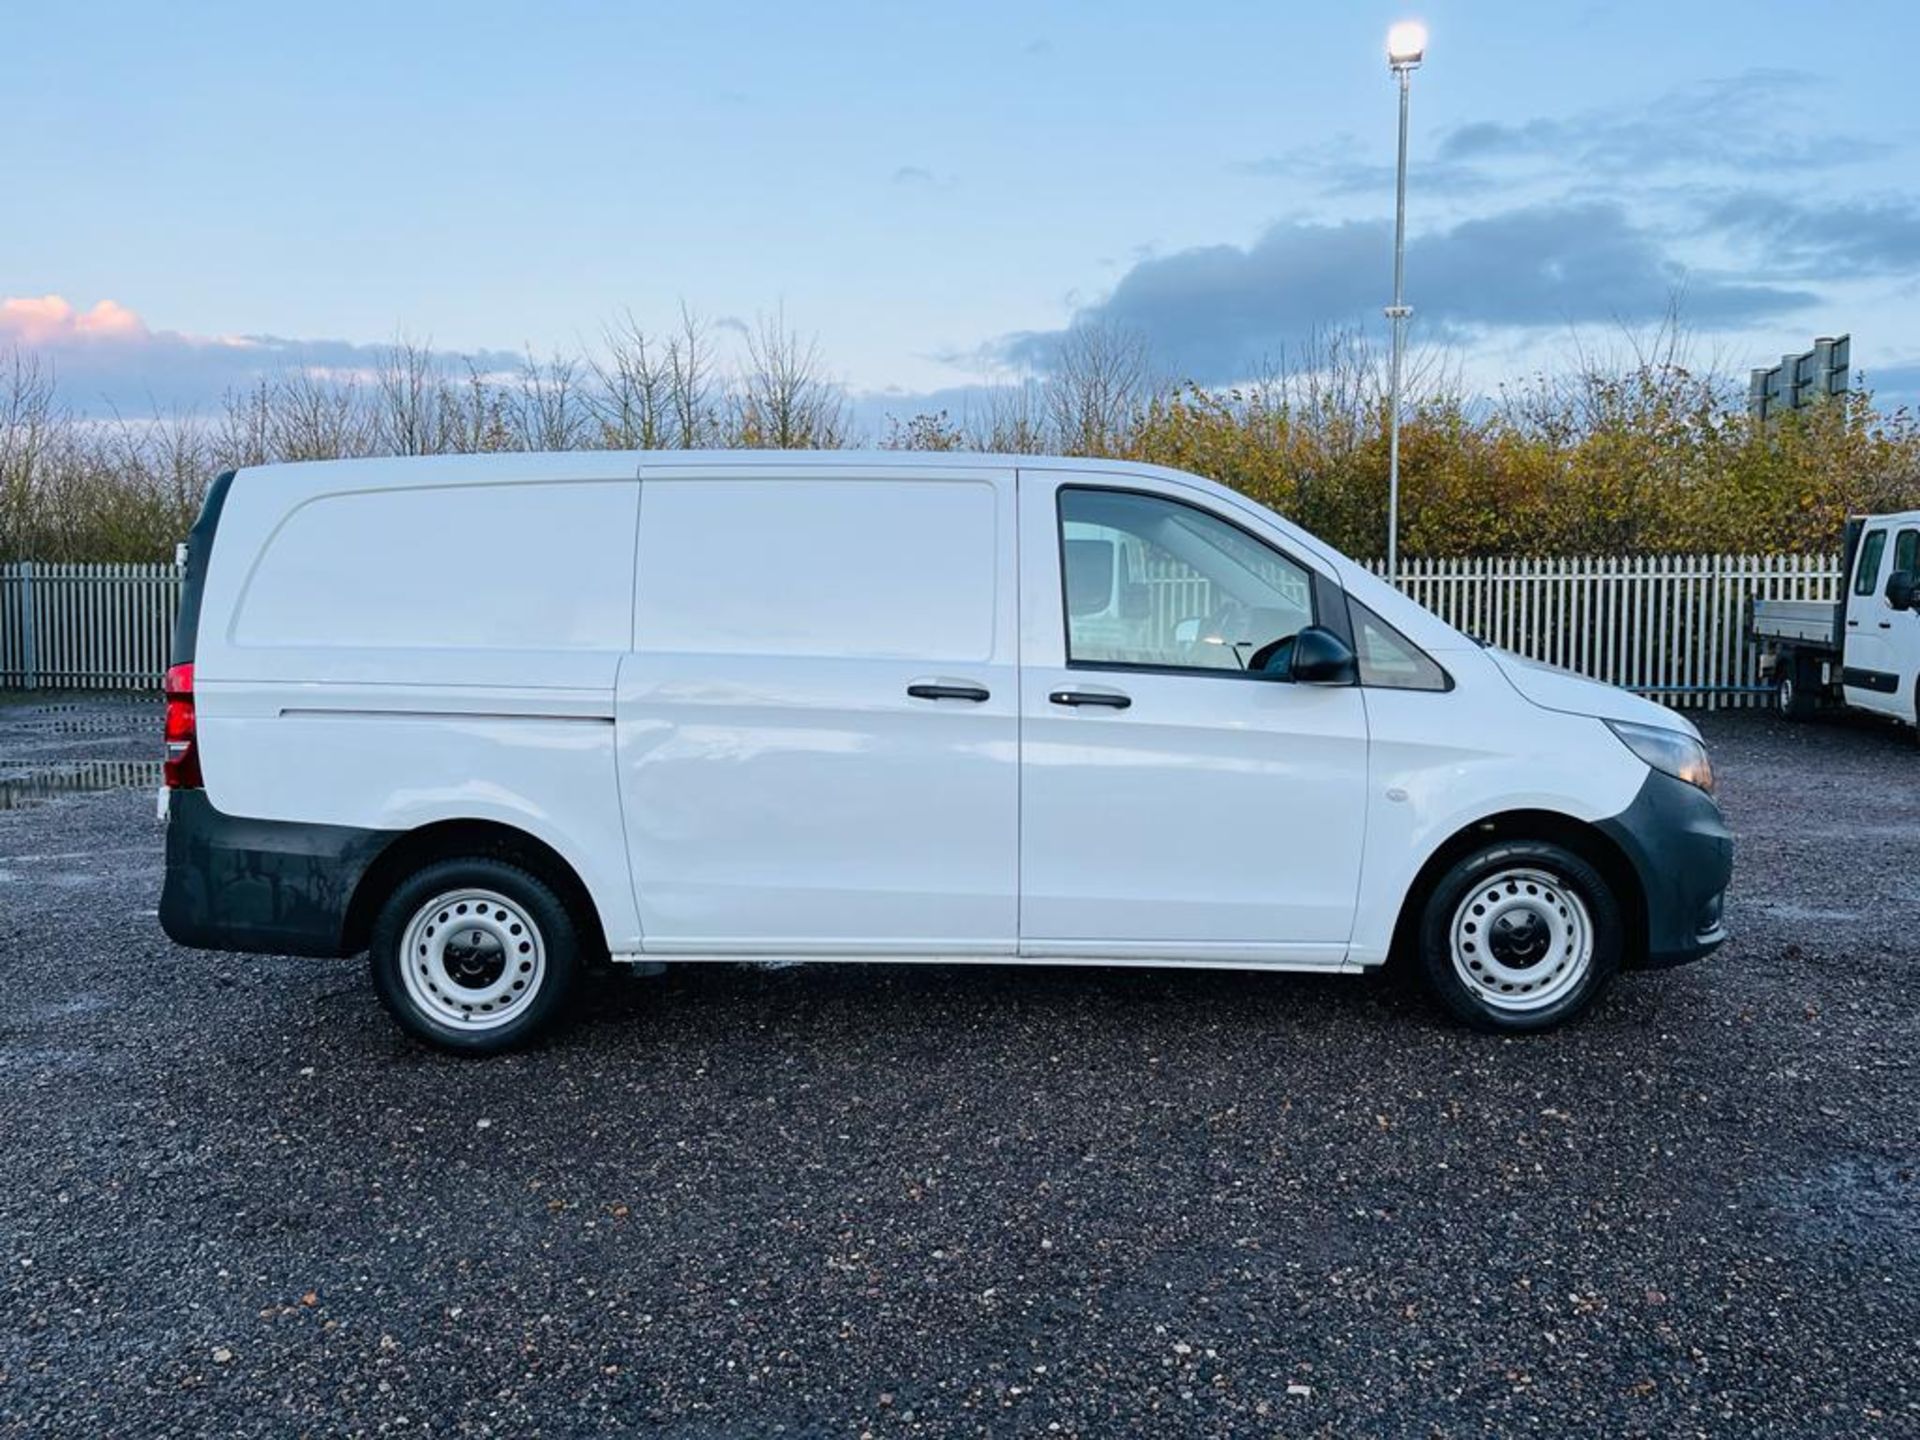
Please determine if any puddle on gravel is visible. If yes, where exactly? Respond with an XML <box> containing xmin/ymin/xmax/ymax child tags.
<box><xmin>0</xmin><ymin>1045</ymin><xmax>101</xmax><ymax>1075</ymax></box>
<box><xmin>1757</xmin><ymin>901</ymin><xmax>1865</xmax><ymax>922</ymax></box>
<box><xmin>5</xmin><ymin>710</ymin><xmax>156</xmax><ymax>738</ymax></box>
<box><xmin>1771</xmin><ymin>1156</ymin><xmax>1920</xmax><ymax>1257</ymax></box>
<box><xmin>0</xmin><ymin>759</ymin><xmax>162</xmax><ymax>810</ymax></box>
<box><xmin>16</xmin><ymin>994</ymin><xmax>110</xmax><ymax>1023</ymax></box>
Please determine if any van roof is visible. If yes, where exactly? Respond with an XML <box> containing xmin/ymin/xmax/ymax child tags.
<box><xmin>229</xmin><ymin>450</ymin><xmax>1211</xmax><ymax>488</ymax></box>
<box><xmin>222</xmin><ymin>447</ymin><xmax>1351</xmax><ymax>579</ymax></box>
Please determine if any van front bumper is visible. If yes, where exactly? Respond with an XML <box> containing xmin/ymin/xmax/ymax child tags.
<box><xmin>1596</xmin><ymin>770</ymin><xmax>1733</xmax><ymax>969</ymax></box>
<box><xmin>159</xmin><ymin>789</ymin><xmax>393</xmax><ymax>958</ymax></box>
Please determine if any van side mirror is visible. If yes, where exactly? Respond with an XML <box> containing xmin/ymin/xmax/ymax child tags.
<box><xmin>1271</xmin><ymin>625</ymin><xmax>1357</xmax><ymax>685</ymax></box>
<box><xmin>1886</xmin><ymin>570</ymin><xmax>1916</xmax><ymax>612</ymax></box>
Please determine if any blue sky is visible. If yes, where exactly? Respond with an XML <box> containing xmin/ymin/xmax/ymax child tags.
<box><xmin>4</xmin><ymin>0</ymin><xmax>1917</xmax><ymax>419</ymax></box>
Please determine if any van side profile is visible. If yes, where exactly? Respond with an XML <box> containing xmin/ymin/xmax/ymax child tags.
<box><xmin>159</xmin><ymin>452</ymin><xmax>1731</xmax><ymax>1051</ymax></box>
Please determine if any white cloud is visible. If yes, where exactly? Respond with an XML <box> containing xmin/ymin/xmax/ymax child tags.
<box><xmin>0</xmin><ymin>295</ymin><xmax>151</xmax><ymax>345</ymax></box>
<box><xmin>0</xmin><ymin>295</ymin><xmax>522</xmax><ymax>414</ymax></box>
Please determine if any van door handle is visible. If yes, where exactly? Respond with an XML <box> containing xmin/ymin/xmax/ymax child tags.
<box><xmin>1880</xmin><ymin>621</ymin><xmax>1893</xmax><ymax>629</ymax></box>
<box><xmin>1049</xmin><ymin>689</ymin><xmax>1132</xmax><ymax>710</ymax></box>
<box><xmin>907</xmin><ymin>682</ymin><xmax>990</xmax><ymax>703</ymax></box>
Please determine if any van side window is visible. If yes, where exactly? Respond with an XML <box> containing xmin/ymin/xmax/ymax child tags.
<box><xmin>1894</xmin><ymin>529</ymin><xmax>1919</xmax><ymax>578</ymax></box>
<box><xmin>1854</xmin><ymin>529</ymin><xmax>1887</xmax><ymax>596</ymax></box>
<box><xmin>1058</xmin><ymin>488</ymin><xmax>1313</xmax><ymax>672</ymax></box>
<box><xmin>1350</xmin><ymin>599</ymin><xmax>1450</xmax><ymax>691</ymax></box>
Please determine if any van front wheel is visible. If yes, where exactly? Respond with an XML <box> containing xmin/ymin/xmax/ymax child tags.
<box><xmin>369</xmin><ymin>858</ymin><xmax>581</xmax><ymax>1053</ymax></box>
<box><xmin>1416</xmin><ymin>841</ymin><xmax>1621</xmax><ymax>1033</ymax></box>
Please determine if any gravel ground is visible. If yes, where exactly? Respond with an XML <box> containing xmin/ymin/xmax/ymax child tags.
<box><xmin>0</xmin><ymin>695</ymin><xmax>1915</xmax><ymax>1438</ymax></box>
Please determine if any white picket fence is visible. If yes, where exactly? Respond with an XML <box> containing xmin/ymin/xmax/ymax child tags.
<box><xmin>0</xmin><ymin>554</ymin><xmax>1842</xmax><ymax>705</ymax></box>
<box><xmin>1372</xmin><ymin>554</ymin><xmax>1839</xmax><ymax>704</ymax></box>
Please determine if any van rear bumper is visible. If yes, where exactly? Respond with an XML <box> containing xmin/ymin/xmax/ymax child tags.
<box><xmin>1596</xmin><ymin>770</ymin><xmax>1733</xmax><ymax>970</ymax></box>
<box><xmin>159</xmin><ymin>789</ymin><xmax>394</xmax><ymax>958</ymax></box>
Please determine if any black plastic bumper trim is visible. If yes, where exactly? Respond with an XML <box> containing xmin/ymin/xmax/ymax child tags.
<box><xmin>159</xmin><ymin>788</ymin><xmax>396</xmax><ymax>958</ymax></box>
<box><xmin>1841</xmin><ymin>666</ymin><xmax>1899</xmax><ymax>694</ymax></box>
<box><xmin>1596</xmin><ymin>769</ymin><xmax>1733</xmax><ymax>969</ymax></box>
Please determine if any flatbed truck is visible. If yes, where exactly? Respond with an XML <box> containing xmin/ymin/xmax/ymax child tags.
<box><xmin>1752</xmin><ymin>511</ymin><xmax>1920</xmax><ymax>725</ymax></box>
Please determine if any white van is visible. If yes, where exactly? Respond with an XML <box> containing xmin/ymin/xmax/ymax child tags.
<box><xmin>159</xmin><ymin>452</ymin><xmax>1731</xmax><ymax>1051</ymax></box>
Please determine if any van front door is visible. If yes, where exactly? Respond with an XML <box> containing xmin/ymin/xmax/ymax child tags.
<box><xmin>1016</xmin><ymin>474</ymin><xmax>1370</xmax><ymax>964</ymax></box>
<box><xmin>1842</xmin><ymin>526</ymin><xmax>1901</xmax><ymax>716</ymax></box>
<box><xmin>618</xmin><ymin>466</ymin><xmax>1019</xmax><ymax>955</ymax></box>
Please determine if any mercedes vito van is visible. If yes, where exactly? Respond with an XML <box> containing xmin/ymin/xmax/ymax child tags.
<box><xmin>159</xmin><ymin>452</ymin><xmax>1730</xmax><ymax>1051</ymax></box>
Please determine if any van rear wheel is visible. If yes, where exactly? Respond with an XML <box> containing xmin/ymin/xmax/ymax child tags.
<box><xmin>1416</xmin><ymin>841</ymin><xmax>1621</xmax><ymax>1033</ymax></box>
<box><xmin>369</xmin><ymin>857</ymin><xmax>580</xmax><ymax>1053</ymax></box>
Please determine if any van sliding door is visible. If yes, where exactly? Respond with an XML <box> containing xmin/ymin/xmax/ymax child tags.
<box><xmin>618</xmin><ymin>465</ymin><xmax>1020</xmax><ymax>955</ymax></box>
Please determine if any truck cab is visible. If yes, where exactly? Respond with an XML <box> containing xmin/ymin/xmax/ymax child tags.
<box><xmin>1755</xmin><ymin>510</ymin><xmax>1920</xmax><ymax>724</ymax></box>
<box><xmin>1836</xmin><ymin>513</ymin><xmax>1920</xmax><ymax>719</ymax></box>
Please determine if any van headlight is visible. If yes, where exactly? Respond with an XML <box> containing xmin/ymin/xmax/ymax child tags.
<box><xmin>1605</xmin><ymin>719</ymin><xmax>1714</xmax><ymax>794</ymax></box>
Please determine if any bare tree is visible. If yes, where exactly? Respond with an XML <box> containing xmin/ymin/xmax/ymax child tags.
<box><xmin>947</xmin><ymin>378</ymin><xmax>1045</xmax><ymax>454</ymax></box>
<box><xmin>667</xmin><ymin>304</ymin><xmax>717</xmax><ymax>448</ymax></box>
<box><xmin>963</xmin><ymin>379</ymin><xmax>1049</xmax><ymax>454</ymax></box>
<box><xmin>241</xmin><ymin>369</ymin><xmax>375</xmax><ymax>462</ymax></box>
<box><xmin>582</xmin><ymin>307</ymin><xmax>719</xmax><ymax>450</ymax></box>
<box><xmin>511</xmin><ymin>350</ymin><xmax>590</xmax><ymax>451</ymax></box>
<box><xmin>213</xmin><ymin>379</ymin><xmax>274</xmax><ymax>471</ymax></box>
<box><xmin>152</xmin><ymin>410</ymin><xmax>214</xmax><ymax>534</ymax></box>
<box><xmin>587</xmin><ymin>313</ymin><xmax>674</xmax><ymax>449</ymax></box>
<box><xmin>1041</xmin><ymin>320</ymin><xmax>1151</xmax><ymax>456</ymax></box>
<box><xmin>726</xmin><ymin>310</ymin><xmax>848</xmax><ymax>449</ymax></box>
<box><xmin>112</xmin><ymin>407</ymin><xmax>212</xmax><ymax>538</ymax></box>
<box><xmin>373</xmin><ymin>335</ymin><xmax>449</xmax><ymax>456</ymax></box>
<box><xmin>0</xmin><ymin>349</ymin><xmax>62</xmax><ymax>559</ymax></box>
<box><xmin>430</xmin><ymin>362</ymin><xmax>506</xmax><ymax>453</ymax></box>
<box><xmin>881</xmin><ymin>410</ymin><xmax>966</xmax><ymax>450</ymax></box>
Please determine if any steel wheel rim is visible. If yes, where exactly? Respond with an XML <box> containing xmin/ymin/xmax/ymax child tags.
<box><xmin>1448</xmin><ymin>867</ymin><xmax>1593</xmax><ymax>1014</ymax></box>
<box><xmin>400</xmin><ymin>888</ymin><xmax>546</xmax><ymax>1031</ymax></box>
<box><xmin>1778</xmin><ymin>675</ymin><xmax>1794</xmax><ymax>712</ymax></box>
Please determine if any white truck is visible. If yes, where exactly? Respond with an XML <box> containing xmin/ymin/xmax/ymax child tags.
<box><xmin>1753</xmin><ymin>511</ymin><xmax>1920</xmax><ymax>725</ymax></box>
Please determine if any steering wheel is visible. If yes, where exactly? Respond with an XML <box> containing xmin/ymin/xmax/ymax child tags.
<box><xmin>1204</xmin><ymin>598</ymin><xmax>1255</xmax><ymax>667</ymax></box>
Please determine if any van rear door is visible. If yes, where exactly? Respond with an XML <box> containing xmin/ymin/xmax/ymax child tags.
<box><xmin>1842</xmin><ymin>525</ymin><xmax>1902</xmax><ymax>716</ymax></box>
<box><xmin>619</xmin><ymin>464</ymin><xmax>1019</xmax><ymax>954</ymax></box>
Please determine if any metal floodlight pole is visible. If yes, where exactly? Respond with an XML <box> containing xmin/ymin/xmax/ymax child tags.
<box><xmin>1384</xmin><ymin>21</ymin><xmax>1425</xmax><ymax>585</ymax></box>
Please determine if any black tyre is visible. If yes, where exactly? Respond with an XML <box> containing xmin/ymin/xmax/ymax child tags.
<box><xmin>1776</xmin><ymin>657</ymin><xmax>1816</xmax><ymax>721</ymax></box>
<box><xmin>1416</xmin><ymin>841</ymin><xmax>1622</xmax><ymax>1033</ymax></box>
<box><xmin>369</xmin><ymin>857</ymin><xmax>582</xmax><ymax>1054</ymax></box>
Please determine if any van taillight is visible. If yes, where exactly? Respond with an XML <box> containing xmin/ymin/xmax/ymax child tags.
<box><xmin>163</xmin><ymin>662</ymin><xmax>201</xmax><ymax>789</ymax></box>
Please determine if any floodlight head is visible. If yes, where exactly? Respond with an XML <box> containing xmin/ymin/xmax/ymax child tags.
<box><xmin>1387</xmin><ymin>20</ymin><xmax>1428</xmax><ymax>69</ymax></box>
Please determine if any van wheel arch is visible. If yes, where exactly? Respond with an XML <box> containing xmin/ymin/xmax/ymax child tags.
<box><xmin>1387</xmin><ymin>810</ymin><xmax>1647</xmax><ymax>973</ymax></box>
<box><xmin>344</xmin><ymin>820</ymin><xmax>608</xmax><ymax>963</ymax></box>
